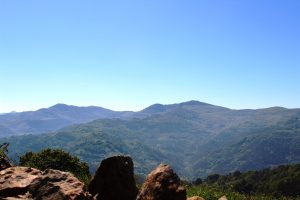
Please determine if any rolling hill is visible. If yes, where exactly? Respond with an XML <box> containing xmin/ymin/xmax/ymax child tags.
<box><xmin>0</xmin><ymin>104</ymin><xmax>133</xmax><ymax>137</ymax></box>
<box><xmin>1</xmin><ymin>101</ymin><xmax>300</xmax><ymax>179</ymax></box>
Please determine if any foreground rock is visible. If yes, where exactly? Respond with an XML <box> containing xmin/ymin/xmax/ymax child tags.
<box><xmin>137</xmin><ymin>164</ymin><xmax>186</xmax><ymax>200</ymax></box>
<box><xmin>28</xmin><ymin>169</ymin><xmax>90</xmax><ymax>200</ymax></box>
<box><xmin>0</xmin><ymin>166</ymin><xmax>90</xmax><ymax>200</ymax></box>
<box><xmin>88</xmin><ymin>155</ymin><xmax>138</xmax><ymax>200</ymax></box>
<box><xmin>0</xmin><ymin>167</ymin><xmax>41</xmax><ymax>198</ymax></box>
<box><xmin>218</xmin><ymin>196</ymin><xmax>227</xmax><ymax>200</ymax></box>
<box><xmin>188</xmin><ymin>196</ymin><xmax>205</xmax><ymax>200</ymax></box>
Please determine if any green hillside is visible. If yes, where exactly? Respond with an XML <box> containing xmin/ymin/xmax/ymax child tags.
<box><xmin>1</xmin><ymin>101</ymin><xmax>300</xmax><ymax>179</ymax></box>
<box><xmin>194</xmin><ymin>163</ymin><xmax>300</xmax><ymax>197</ymax></box>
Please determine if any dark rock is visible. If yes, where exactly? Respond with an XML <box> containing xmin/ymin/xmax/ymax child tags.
<box><xmin>0</xmin><ymin>157</ymin><xmax>12</xmax><ymax>171</ymax></box>
<box><xmin>88</xmin><ymin>155</ymin><xmax>138</xmax><ymax>200</ymax></box>
<box><xmin>137</xmin><ymin>164</ymin><xmax>186</xmax><ymax>200</ymax></box>
<box><xmin>0</xmin><ymin>167</ymin><xmax>90</xmax><ymax>200</ymax></box>
<box><xmin>1</xmin><ymin>195</ymin><xmax>33</xmax><ymax>200</ymax></box>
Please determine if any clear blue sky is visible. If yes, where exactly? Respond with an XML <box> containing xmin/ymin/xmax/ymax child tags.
<box><xmin>0</xmin><ymin>0</ymin><xmax>300</xmax><ymax>112</ymax></box>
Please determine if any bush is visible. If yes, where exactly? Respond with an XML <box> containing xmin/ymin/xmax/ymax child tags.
<box><xmin>0</xmin><ymin>143</ymin><xmax>9</xmax><ymax>160</ymax></box>
<box><xmin>193</xmin><ymin>178</ymin><xmax>203</xmax><ymax>185</ymax></box>
<box><xmin>19</xmin><ymin>148</ymin><xmax>91</xmax><ymax>184</ymax></box>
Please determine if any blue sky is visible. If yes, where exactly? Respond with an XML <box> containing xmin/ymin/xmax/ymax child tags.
<box><xmin>0</xmin><ymin>0</ymin><xmax>300</xmax><ymax>112</ymax></box>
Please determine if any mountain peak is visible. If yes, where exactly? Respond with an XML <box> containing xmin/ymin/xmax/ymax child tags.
<box><xmin>46</xmin><ymin>103</ymin><xmax>73</xmax><ymax>111</ymax></box>
<box><xmin>180</xmin><ymin>100</ymin><xmax>211</xmax><ymax>106</ymax></box>
<box><xmin>51</xmin><ymin>103</ymin><xmax>70</xmax><ymax>108</ymax></box>
<box><xmin>142</xmin><ymin>103</ymin><xmax>167</xmax><ymax>113</ymax></box>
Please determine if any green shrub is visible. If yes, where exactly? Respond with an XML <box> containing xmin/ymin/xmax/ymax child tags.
<box><xmin>0</xmin><ymin>142</ymin><xmax>9</xmax><ymax>160</ymax></box>
<box><xmin>19</xmin><ymin>148</ymin><xmax>91</xmax><ymax>184</ymax></box>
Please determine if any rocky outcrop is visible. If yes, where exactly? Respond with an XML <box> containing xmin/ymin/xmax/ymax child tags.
<box><xmin>218</xmin><ymin>196</ymin><xmax>227</xmax><ymax>200</ymax></box>
<box><xmin>188</xmin><ymin>196</ymin><xmax>205</xmax><ymax>200</ymax></box>
<box><xmin>88</xmin><ymin>155</ymin><xmax>138</xmax><ymax>200</ymax></box>
<box><xmin>0</xmin><ymin>167</ymin><xmax>90</xmax><ymax>200</ymax></box>
<box><xmin>28</xmin><ymin>169</ymin><xmax>90</xmax><ymax>200</ymax></box>
<box><xmin>1</xmin><ymin>156</ymin><xmax>191</xmax><ymax>200</ymax></box>
<box><xmin>0</xmin><ymin>167</ymin><xmax>41</xmax><ymax>198</ymax></box>
<box><xmin>137</xmin><ymin>163</ymin><xmax>186</xmax><ymax>200</ymax></box>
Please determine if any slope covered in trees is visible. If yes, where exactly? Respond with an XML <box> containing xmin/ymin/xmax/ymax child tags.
<box><xmin>195</xmin><ymin>163</ymin><xmax>300</xmax><ymax>197</ymax></box>
<box><xmin>1</xmin><ymin>101</ymin><xmax>300</xmax><ymax>178</ymax></box>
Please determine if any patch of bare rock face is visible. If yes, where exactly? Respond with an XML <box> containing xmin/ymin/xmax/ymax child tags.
<box><xmin>88</xmin><ymin>155</ymin><xmax>138</xmax><ymax>200</ymax></box>
<box><xmin>137</xmin><ymin>163</ymin><xmax>186</xmax><ymax>200</ymax></box>
<box><xmin>0</xmin><ymin>166</ymin><xmax>90</xmax><ymax>200</ymax></box>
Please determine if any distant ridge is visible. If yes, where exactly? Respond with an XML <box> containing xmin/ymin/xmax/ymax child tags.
<box><xmin>0</xmin><ymin>100</ymin><xmax>298</xmax><ymax>137</ymax></box>
<box><xmin>1</xmin><ymin>100</ymin><xmax>300</xmax><ymax>179</ymax></box>
<box><xmin>0</xmin><ymin>103</ymin><xmax>132</xmax><ymax>137</ymax></box>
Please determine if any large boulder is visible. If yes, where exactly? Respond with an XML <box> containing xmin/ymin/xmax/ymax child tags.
<box><xmin>0</xmin><ymin>167</ymin><xmax>41</xmax><ymax>198</ymax></box>
<box><xmin>28</xmin><ymin>169</ymin><xmax>90</xmax><ymax>200</ymax></box>
<box><xmin>137</xmin><ymin>164</ymin><xmax>186</xmax><ymax>200</ymax></box>
<box><xmin>0</xmin><ymin>166</ymin><xmax>90</xmax><ymax>200</ymax></box>
<box><xmin>88</xmin><ymin>155</ymin><xmax>138</xmax><ymax>200</ymax></box>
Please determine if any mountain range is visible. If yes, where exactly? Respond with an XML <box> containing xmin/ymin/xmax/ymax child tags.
<box><xmin>1</xmin><ymin>101</ymin><xmax>300</xmax><ymax>179</ymax></box>
<box><xmin>0</xmin><ymin>104</ymin><xmax>131</xmax><ymax>137</ymax></box>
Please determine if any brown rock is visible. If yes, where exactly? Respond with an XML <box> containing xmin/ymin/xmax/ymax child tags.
<box><xmin>28</xmin><ymin>169</ymin><xmax>90</xmax><ymax>200</ymax></box>
<box><xmin>0</xmin><ymin>167</ymin><xmax>90</xmax><ymax>200</ymax></box>
<box><xmin>0</xmin><ymin>167</ymin><xmax>41</xmax><ymax>198</ymax></box>
<box><xmin>188</xmin><ymin>196</ymin><xmax>205</xmax><ymax>200</ymax></box>
<box><xmin>88</xmin><ymin>155</ymin><xmax>138</xmax><ymax>200</ymax></box>
<box><xmin>137</xmin><ymin>164</ymin><xmax>186</xmax><ymax>200</ymax></box>
<box><xmin>218</xmin><ymin>196</ymin><xmax>227</xmax><ymax>200</ymax></box>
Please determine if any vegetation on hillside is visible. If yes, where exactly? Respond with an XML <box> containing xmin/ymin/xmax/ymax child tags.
<box><xmin>2</xmin><ymin>142</ymin><xmax>300</xmax><ymax>199</ymax></box>
<box><xmin>0</xmin><ymin>142</ymin><xmax>9</xmax><ymax>160</ymax></box>
<box><xmin>190</xmin><ymin>163</ymin><xmax>300</xmax><ymax>198</ymax></box>
<box><xmin>19</xmin><ymin>148</ymin><xmax>91</xmax><ymax>184</ymax></box>
<box><xmin>1</xmin><ymin>101</ymin><xmax>300</xmax><ymax>179</ymax></box>
<box><xmin>186</xmin><ymin>184</ymin><xmax>299</xmax><ymax>200</ymax></box>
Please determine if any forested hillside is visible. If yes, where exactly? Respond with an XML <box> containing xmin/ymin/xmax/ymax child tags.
<box><xmin>1</xmin><ymin>101</ymin><xmax>300</xmax><ymax>178</ymax></box>
<box><xmin>197</xmin><ymin>163</ymin><xmax>300</xmax><ymax>197</ymax></box>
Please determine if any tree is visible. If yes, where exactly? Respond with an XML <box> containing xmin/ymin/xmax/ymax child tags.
<box><xmin>0</xmin><ymin>142</ymin><xmax>9</xmax><ymax>160</ymax></box>
<box><xmin>193</xmin><ymin>178</ymin><xmax>203</xmax><ymax>185</ymax></box>
<box><xmin>0</xmin><ymin>142</ymin><xmax>12</xmax><ymax>170</ymax></box>
<box><xmin>19</xmin><ymin>148</ymin><xmax>91</xmax><ymax>184</ymax></box>
<box><xmin>205</xmin><ymin>173</ymin><xmax>220</xmax><ymax>184</ymax></box>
